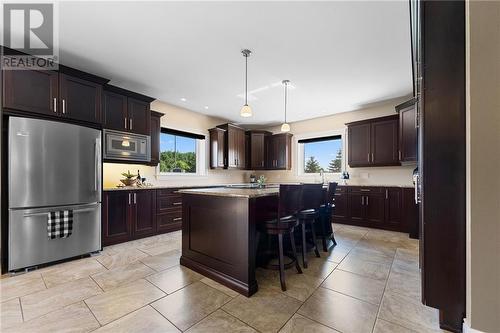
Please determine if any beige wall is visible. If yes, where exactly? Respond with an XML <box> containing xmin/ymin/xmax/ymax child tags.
<box><xmin>466</xmin><ymin>1</ymin><xmax>500</xmax><ymax>332</ymax></box>
<box><xmin>260</xmin><ymin>97</ymin><xmax>415</xmax><ymax>186</ymax></box>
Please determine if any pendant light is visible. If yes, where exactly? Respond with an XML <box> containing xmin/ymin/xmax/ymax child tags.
<box><xmin>240</xmin><ymin>49</ymin><xmax>253</xmax><ymax>117</ymax></box>
<box><xmin>281</xmin><ymin>80</ymin><xmax>291</xmax><ymax>132</ymax></box>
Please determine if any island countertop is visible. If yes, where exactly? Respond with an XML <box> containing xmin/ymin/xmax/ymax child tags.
<box><xmin>178</xmin><ymin>187</ymin><xmax>279</xmax><ymax>198</ymax></box>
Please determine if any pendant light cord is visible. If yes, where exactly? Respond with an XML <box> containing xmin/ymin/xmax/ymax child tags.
<box><xmin>284</xmin><ymin>81</ymin><xmax>288</xmax><ymax>123</ymax></box>
<box><xmin>245</xmin><ymin>54</ymin><xmax>248</xmax><ymax>105</ymax></box>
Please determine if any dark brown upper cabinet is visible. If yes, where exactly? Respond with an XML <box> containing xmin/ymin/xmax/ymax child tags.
<box><xmin>59</xmin><ymin>73</ymin><xmax>102</xmax><ymax>123</ymax></box>
<box><xmin>209</xmin><ymin>127</ymin><xmax>226</xmax><ymax>169</ymax></box>
<box><xmin>103</xmin><ymin>85</ymin><xmax>154</xmax><ymax>136</ymax></box>
<box><xmin>247</xmin><ymin>131</ymin><xmax>271</xmax><ymax>169</ymax></box>
<box><xmin>267</xmin><ymin>133</ymin><xmax>293</xmax><ymax>170</ymax></box>
<box><xmin>396</xmin><ymin>98</ymin><xmax>418</xmax><ymax>163</ymax></box>
<box><xmin>150</xmin><ymin>111</ymin><xmax>164</xmax><ymax>166</ymax></box>
<box><xmin>2</xmin><ymin>66</ymin><xmax>108</xmax><ymax>125</ymax></box>
<box><xmin>217</xmin><ymin>123</ymin><xmax>246</xmax><ymax>169</ymax></box>
<box><xmin>347</xmin><ymin>115</ymin><xmax>400</xmax><ymax>167</ymax></box>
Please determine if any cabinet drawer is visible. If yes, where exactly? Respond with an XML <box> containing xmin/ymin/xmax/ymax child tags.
<box><xmin>157</xmin><ymin>195</ymin><xmax>182</xmax><ymax>212</ymax></box>
<box><xmin>157</xmin><ymin>211</ymin><xmax>182</xmax><ymax>227</ymax></box>
<box><xmin>348</xmin><ymin>186</ymin><xmax>383</xmax><ymax>193</ymax></box>
<box><xmin>157</xmin><ymin>188</ymin><xmax>180</xmax><ymax>196</ymax></box>
<box><xmin>335</xmin><ymin>186</ymin><xmax>347</xmax><ymax>193</ymax></box>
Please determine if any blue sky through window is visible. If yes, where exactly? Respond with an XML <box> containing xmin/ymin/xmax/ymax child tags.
<box><xmin>160</xmin><ymin>133</ymin><xmax>196</xmax><ymax>153</ymax></box>
<box><xmin>304</xmin><ymin>139</ymin><xmax>342</xmax><ymax>171</ymax></box>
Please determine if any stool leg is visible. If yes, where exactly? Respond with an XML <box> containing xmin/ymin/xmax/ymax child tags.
<box><xmin>319</xmin><ymin>214</ymin><xmax>328</xmax><ymax>252</ymax></box>
<box><xmin>278</xmin><ymin>233</ymin><xmax>286</xmax><ymax>291</ymax></box>
<box><xmin>289</xmin><ymin>231</ymin><xmax>302</xmax><ymax>274</ymax></box>
<box><xmin>301</xmin><ymin>222</ymin><xmax>308</xmax><ymax>268</ymax></box>
<box><xmin>310</xmin><ymin>220</ymin><xmax>321</xmax><ymax>258</ymax></box>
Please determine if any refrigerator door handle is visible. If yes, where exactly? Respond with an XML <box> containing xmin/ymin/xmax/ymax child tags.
<box><xmin>94</xmin><ymin>140</ymin><xmax>99</xmax><ymax>192</ymax></box>
<box><xmin>22</xmin><ymin>203</ymin><xmax>100</xmax><ymax>217</ymax></box>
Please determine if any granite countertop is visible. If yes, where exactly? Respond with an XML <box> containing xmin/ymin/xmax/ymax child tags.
<box><xmin>178</xmin><ymin>187</ymin><xmax>279</xmax><ymax>198</ymax></box>
<box><xmin>103</xmin><ymin>184</ymin><xmax>225</xmax><ymax>191</ymax></box>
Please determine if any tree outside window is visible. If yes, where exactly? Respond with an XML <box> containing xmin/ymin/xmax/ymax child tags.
<box><xmin>160</xmin><ymin>133</ymin><xmax>197</xmax><ymax>173</ymax></box>
<box><xmin>303</xmin><ymin>137</ymin><xmax>342</xmax><ymax>173</ymax></box>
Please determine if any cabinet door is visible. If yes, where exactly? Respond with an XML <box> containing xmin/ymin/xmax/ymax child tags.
<box><xmin>209</xmin><ymin>128</ymin><xmax>225</xmax><ymax>168</ymax></box>
<box><xmin>237</xmin><ymin>128</ymin><xmax>246</xmax><ymax>168</ymax></box>
<box><xmin>102</xmin><ymin>191</ymin><xmax>131</xmax><ymax>246</ymax></box>
<box><xmin>227</xmin><ymin>128</ymin><xmax>238</xmax><ymax>168</ymax></box>
<box><xmin>365</xmin><ymin>194</ymin><xmax>385</xmax><ymax>226</ymax></box>
<box><xmin>266</xmin><ymin>136</ymin><xmax>276</xmax><ymax>169</ymax></box>
<box><xmin>371</xmin><ymin>118</ymin><xmax>400</xmax><ymax>166</ymax></box>
<box><xmin>348</xmin><ymin>123</ymin><xmax>371</xmax><ymax>166</ymax></box>
<box><xmin>131</xmin><ymin>190</ymin><xmax>156</xmax><ymax>239</ymax></box>
<box><xmin>3</xmin><ymin>69</ymin><xmax>58</xmax><ymax>115</ymax></box>
<box><xmin>59</xmin><ymin>74</ymin><xmax>102</xmax><ymax>124</ymax></box>
<box><xmin>399</xmin><ymin>105</ymin><xmax>417</xmax><ymax>162</ymax></box>
<box><xmin>332</xmin><ymin>192</ymin><xmax>349</xmax><ymax>221</ymax></box>
<box><xmin>150</xmin><ymin>113</ymin><xmax>161</xmax><ymax>166</ymax></box>
<box><xmin>103</xmin><ymin>90</ymin><xmax>127</xmax><ymax>131</ymax></box>
<box><xmin>274</xmin><ymin>134</ymin><xmax>292</xmax><ymax>170</ymax></box>
<box><xmin>349</xmin><ymin>193</ymin><xmax>365</xmax><ymax>223</ymax></box>
<box><xmin>250</xmin><ymin>133</ymin><xmax>266</xmax><ymax>169</ymax></box>
<box><xmin>385</xmin><ymin>188</ymin><xmax>403</xmax><ymax>229</ymax></box>
<box><xmin>127</xmin><ymin>98</ymin><xmax>151</xmax><ymax>135</ymax></box>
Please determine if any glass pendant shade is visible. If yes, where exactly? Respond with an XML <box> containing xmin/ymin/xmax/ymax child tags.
<box><xmin>281</xmin><ymin>123</ymin><xmax>290</xmax><ymax>132</ymax></box>
<box><xmin>240</xmin><ymin>104</ymin><xmax>252</xmax><ymax>117</ymax></box>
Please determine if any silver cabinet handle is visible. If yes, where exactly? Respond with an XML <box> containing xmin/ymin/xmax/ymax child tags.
<box><xmin>360</xmin><ymin>189</ymin><xmax>370</xmax><ymax>192</ymax></box>
<box><xmin>385</xmin><ymin>189</ymin><xmax>388</xmax><ymax>199</ymax></box>
<box><xmin>172</xmin><ymin>202</ymin><xmax>182</xmax><ymax>206</ymax></box>
<box><xmin>134</xmin><ymin>193</ymin><xmax>136</xmax><ymax>204</ymax></box>
<box><xmin>124</xmin><ymin>117</ymin><xmax>127</xmax><ymax>129</ymax></box>
<box><xmin>129</xmin><ymin>118</ymin><xmax>132</xmax><ymax>130</ymax></box>
<box><xmin>366</xmin><ymin>196</ymin><xmax>369</xmax><ymax>205</ymax></box>
<box><xmin>361</xmin><ymin>196</ymin><xmax>364</xmax><ymax>205</ymax></box>
<box><xmin>128</xmin><ymin>193</ymin><xmax>131</xmax><ymax>205</ymax></box>
<box><xmin>367</xmin><ymin>153</ymin><xmax>370</xmax><ymax>162</ymax></box>
<box><xmin>399</xmin><ymin>150</ymin><xmax>402</xmax><ymax>161</ymax></box>
<box><xmin>173</xmin><ymin>217</ymin><xmax>182</xmax><ymax>222</ymax></box>
<box><xmin>371</xmin><ymin>153</ymin><xmax>374</xmax><ymax>163</ymax></box>
<box><xmin>62</xmin><ymin>99</ymin><xmax>66</xmax><ymax>114</ymax></box>
<box><xmin>53</xmin><ymin>98</ymin><xmax>57</xmax><ymax>113</ymax></box>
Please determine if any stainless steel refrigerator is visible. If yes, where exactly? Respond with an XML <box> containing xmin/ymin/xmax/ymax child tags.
<box><xmin>8</xmin><ymin>117</ymin><xmax>101</xmax><ymax>271</ymax></box>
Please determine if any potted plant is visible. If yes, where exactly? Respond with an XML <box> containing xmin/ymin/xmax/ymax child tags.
<box><xmin>120</xmin><ymin>170</ymin><xmax>137</xmax><ymax>186</ymax></box>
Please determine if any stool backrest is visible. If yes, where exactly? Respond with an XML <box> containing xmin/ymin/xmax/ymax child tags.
<box><xmin>278</xmin><ymin>184</ymin><xmax>303</xmax><ymax>218</ymax></box>
<box><xmin>327</xmin><ymin>182</ymin><xmax>338</xmax><ymax>205</ymax></box>
<box><xmin>301</xmin><ymin>183</ymin><xmax>325</xmax><ymax>210</ymax></box>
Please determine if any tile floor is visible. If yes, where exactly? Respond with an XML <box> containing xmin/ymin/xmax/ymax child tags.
<box><xmin>0</xmin><ymin>224</ymin><xmax>449</xmax><ymax>333</ymax></box>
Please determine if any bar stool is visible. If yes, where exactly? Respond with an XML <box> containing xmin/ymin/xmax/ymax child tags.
<box><xmin>319</xmin><ymin>182</ymin><xmax>338</xmax><ymax>251</ymax></box>
<box><xmin>297</xmin><ymin>183</ymin><xmax>324</xmax><ymax>268</ymax></box>
<box><xmin>260</xmin><ymin>184</ymin><xmax>303</xmax><ymax>291</ymax></box>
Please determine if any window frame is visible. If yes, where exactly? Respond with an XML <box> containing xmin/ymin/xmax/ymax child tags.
<box><xmin>296</xmin><ymin>129</ymin><xmax>346</xmax><ymax>176</ymax></box>
<box><xmin>155</xmin><ymin>128</ymin><xmax>207</xmax><ymax>178</ymax></box>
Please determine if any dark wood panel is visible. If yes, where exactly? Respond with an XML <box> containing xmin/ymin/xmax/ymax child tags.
<box><xmin>248</xmin><ymin>131</ymin><xmax>267</xmax><ymax>169</ymax></box>
<box><xmin>103</xmin><ymin>90</ymin><xmax>128</xmax><ymax>131</ymax></box>
<box><xmin>332</xmin><ymin>192</ymin><xmax>349</xmax><ymax>221</ymax></box>
<box><xmin>59</xmin><ymin>73</ymin><xmax>102</xmax><ymax>124</ymax></box>
<box><xmin>3</xmin><ymin>69</ymin><xmax>58</xmax><ymax>116</ymax></box>
<box><xmin>349</xmin><ymin>193</ymin><xmax>365</xmax><ymax>223</ymax></box>
<box><xmin>157</xmin><ymin>195</ymin><xmax>183</xmax><ymax>212</ymax></box>
<box><xmin>209</xmin><ymin>128</ymin><xmax>226</xmax><ymax>168</ymax></box>
<box><xmin>102</xmin><ymin>191</ymin><xmax>131</xmax><ymax>246</ymax></box>
<box><xmin>150</xmin><ymin>111</ymin><xmax>163</xmax><ymax>166</ymax></box>
<box><xmin>397</xmin><ymin>99</ymin><xmax>418</xmax><ymax>162</ymax></box>
<box><xmin>371</xmin><ymin>117</ymin><xmax>400</xmax><ymax>166</ymax></box>
<box><xmin>402</xmin><ymin>188</ymin><xmax>418</xmax><ymax>239</ymax></box>
<box><xmin>127</xmin><ymin>98</ymin><xmax>150</xmax><ymax>135</ymax></box>
<box><xmin>365</xmin><ymin>193</ymin><xmax>385</xmax><ymax>227</ymax></box>
<box><xmin>347</xmin><ymin>123</ymin><xmax>371</xmax><ymax>166</ymax></box>
<box><xmin>157</xmin><ymin>211</ymin><xmax>182</xmax><ymax>234</ymax></box>
<box><xmin>384</xmin><ymin>188</ymin><xmax>403</xmax><ymax>229</ymax></box>
<box><xmin>132</xmin><ymin>190</ymin><xmax>156</xmax><ymax>238</ymax></box>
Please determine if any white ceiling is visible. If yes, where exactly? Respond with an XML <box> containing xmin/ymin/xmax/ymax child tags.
<box><xmin>58</xmin><ymin>1</ymin><xmax>412</xmax><ymax>125</ymax></box>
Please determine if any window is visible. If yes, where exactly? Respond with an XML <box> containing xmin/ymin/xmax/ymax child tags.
<box><xmin>299</xmin><ymin>135</ymin><xmax>343</xmax><ymax>173</ymax></box>
<box><xmin>159</xmin><ymin>128</ymin><xmax>204</xmax><ymax>174</ymax></box>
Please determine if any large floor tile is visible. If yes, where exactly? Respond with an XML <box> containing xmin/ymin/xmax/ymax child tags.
<box><xmin>385</xmin><ymin>269</ymin><xmax>421</xmax><ymax>300</ymax></box>
<box><xmin>347</xmin><ymin>247</ymin><xmax>394</xmax><ymax>265</ymax></box>
<box><xmin>223</xmin><ymin>288</ymin><xmax>302</xmax><ymax>333</ymax></box>
<box><xmin>146</xmin><ymin>265</ymin><xmax>203</xmax><ymax>294</ymax></box>
<box><xmin>140</xmin><ymin>249</ymin><xmax>181</xmax><ymax>272</ymax></box>
<box><xmin>94</xmin><ymin>305</ymin><xmax>180</xmax><ymax>333</ymax></box>
<box><xmin>257</xmin><ymin>268</ymin><xmax>323</xmax><ymax>302</ymax></box>
<box><xmin>280</xmin><ymin>313</ymin><xmax>340</xmax><ymax>333</ymax></box>
<box><xmin>0</xmin><ymin>273</ymin><xmax>46</xmax><ymax>302</ymax></box>
<box><xmin>373</xmin><ymin>319</ymin><xmax>417</xmax><ymax>333</ymax></box>
<box><xmin>91</xmin><ymin>261</ymin><xmax>155</xmax><ymax>291</ymax></box>
<box><xmin>139</xmin><ymin>239</ymin><xmax>182</xmax><ymax>256</ymax></box>
<box><xmin>4</xmin><ymin>302</ymin><xmax>99</xmax><ymax>333</ymax></box>
<box><xmin>322</xmin><ymin>269</ymin><xmax>386</xmax><ymax>305</ymax></box>
<box><xmin>301</xmin><ymin>257</ymin><xmax>337</xmax><ymax>279</ymax></box>
<box><xmin>298</xmin><ymin>287</ymin><xmax>378</xmax><ymax>333</ymax></box>
<box><xmin>0</xmin><ymin>298</ymin><xmax>23</xmax><ymax>329</ymax></box>
<box><xmin>152</xmin><ymin>281</ymin><xmax>231</xmax><ymax>331</ymax></box>
<box><xmin>96</xmin><ymin>249</ymin><xmax>149</xmax><ymax>270</ymax></box>
<box><xmin>40</xmin><ymin>257</ymin><xmax>106</xmax><ymax>288</ymax></box>
<box><xmin>338</xmin><ymin>255</ymin><xmax>392</xmax><ymax>280</ymax></box>
<box><xmin>186</xmin><ymin>309</ymin><xmax>257</xmax><ymax>333</ymax></box>
<box><xmin>21</xmin><ymin>277</ymin><xmax>102</xmax><ymax>321</ymax></box>
<box><xmin>378</xmin><ymin>292</ymin><xmax>443</xmax><ymax>333</ymax></box>
<box><xmin>85</xmin><ymin>278</ymin><xmax>165</xmax><ymax>325</ymax></box>
<box><xmin>200</xmin><ymin>277</ymin><xmax>240</xmax><ymax>297</ymax></box>
<box><xmin>322</xmin><ymin>245</ymin><xmax>351</xmax><ymax>263</ymax></box>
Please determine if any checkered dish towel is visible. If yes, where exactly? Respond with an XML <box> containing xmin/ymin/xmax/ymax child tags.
<box><xmin>47</xmin><ymin>210</ymin><xmax>73</xmax><ymax>239</ymax></box>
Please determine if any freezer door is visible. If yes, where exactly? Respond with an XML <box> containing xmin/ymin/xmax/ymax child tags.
<box><xmin>8</xmin><ymin>203</ymin><xmax>101</xmax><ymax>271</ymax></box>
<box><xmin>9</xmin><ymin>117</ymin><xmax>101</xmax><ymax>208</ymax></box>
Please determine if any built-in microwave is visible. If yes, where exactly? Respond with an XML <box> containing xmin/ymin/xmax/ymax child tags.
<box><xmin>103</xmin><ymin>129</ymin><xmax>150</xmax><ymax>162</ymax></box>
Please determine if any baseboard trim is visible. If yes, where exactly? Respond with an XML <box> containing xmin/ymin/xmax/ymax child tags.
<box><xmin>463</xmin><ymin>319</ymin><xmax>486</xmax><ymax>333</ymax></box>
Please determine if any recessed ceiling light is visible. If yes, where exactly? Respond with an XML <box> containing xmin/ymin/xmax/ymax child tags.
<box><xmin>204</xmin><ymin>106</ymin><xmax>209</xmax><ymax>110</ymax></box>
<box><xmin>180</xmin><ymin>98</ymin><xmax>187</xmax><ymax>102</ymax></box>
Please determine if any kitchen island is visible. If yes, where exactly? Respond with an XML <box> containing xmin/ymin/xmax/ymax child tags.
<box><xmin>178</xmin><ymin>187</ymin><xmax>279</xmax><ymax>296</ymax></box>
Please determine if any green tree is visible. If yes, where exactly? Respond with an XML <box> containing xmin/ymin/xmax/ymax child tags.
<box><xmin>159</xmin><ymin>151</ymin><xmax>196</xmax><ymax>173</ymax></box>
<box><xmin>305</xmin><ymin>156</ymin><xmax>322</xmax><ymax>173</ymax></box>
<box><xmin>328</xmin><ymin>148</ymin><xmax>342</xmax><ymax>173</ymax></box>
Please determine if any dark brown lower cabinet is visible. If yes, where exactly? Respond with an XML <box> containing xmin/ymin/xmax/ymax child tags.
<box><xmin>156</xmin><ymin>189</ymin><xmax>183</xmax><ymax>234</ymax></box>
<box><xmin>332</xmin><ymin>185</ymin><xmax>416</xmax><ymax>234</ymax></box>
<box><xmin>132</xmin><ymin>190</ymin><xmax>157</xmax><ymax>238</ymax></box>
